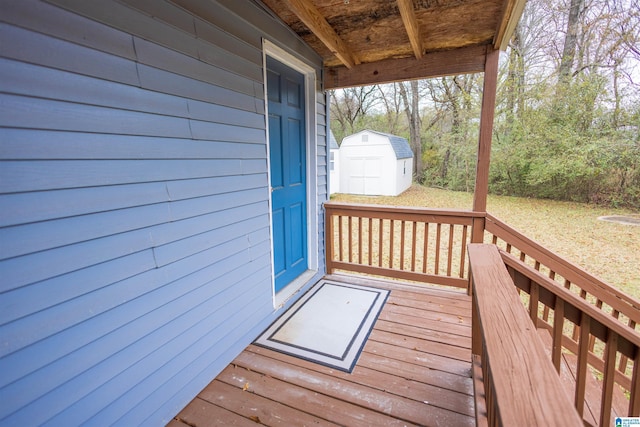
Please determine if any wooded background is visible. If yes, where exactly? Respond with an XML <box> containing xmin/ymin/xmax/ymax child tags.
<box><xmin>330</xmin><ymin>0</ymin><xmax>640</xmax><ymax>208</ymax></box>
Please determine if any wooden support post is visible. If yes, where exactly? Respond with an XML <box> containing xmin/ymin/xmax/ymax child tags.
<box><xmin>471</xmin><ymin>216</ymin><xmax>485</xmax><ymax>243</ymax></box>
<box><xmin>469</xmin><ymin>215</ymin><xmax>485</xmax><ymax>294</ymax></box>
<box><xmin>473</xmin><ymin>49</ymin><xmax>500</xmax><ymax>213</ymax></box>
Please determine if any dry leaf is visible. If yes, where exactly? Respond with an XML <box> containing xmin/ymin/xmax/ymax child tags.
<box><xmin>242</xmin><ymin>382</ymin><xmax>250</xmax><ymax>391</ymax></box>
<box><xmin>249</xmin><ymin>415</ymin><xmax>261</xmax><ymax>423</ymax></box>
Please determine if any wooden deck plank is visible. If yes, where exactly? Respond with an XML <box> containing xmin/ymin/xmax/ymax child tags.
<box><xmin>170</xmin><ymin>275</ymin><xmax>475</xmax><ymax>427</ymax></box>
<box><xmin>174</xmin><ymin>397</ymin><xmax>259</xmax><ymax>427</ymax></box>
<box><xmin>357</xmin><ymin>350</ymin><xmax>474</xmax><ymax>395</ymax></box>
<box><xmin>378</xmin><ymin>308</ymin><xmax>472</xmax><ymax>337</ymax></box>
<box><xmin>215</xmin><ymin>362</ymin><xmax>421</xmax><ymax>427</ymax></box>
<box><xmin>383</xmin><ymin>302</ymin><xmax>470</xmax><ymax>327</ymax></box>
<box><xmin>245</xmin><ymin>345</ymin><xmax>475</xmax><ymax>417</ymax></box>
<box><xmin>325</xmin><ymin>273</ymin><xmax>471</xmax><ymax>302</ymax></box>
<box><xmin>388</xmin><ymin>292</ymin><xmax>472</xmax><ymax>316</ymax></box>
<box><xmin>363</xmin><ymin>340</ymin><xmax>472</xmax><ymax>377</ymax></box>
<box><xmin>369</xmin><ymin>329</ymin><xmax>471</xmax><ymax>361</ymax></box>
<box><xmin>233</xmin><ymin>349</ymin><xmax>474</xmax><ymax>425</ymax></box>
<box><xmin>374</xmin><ymin>318</ymin><xmax>471</xmax><ymax>349</ymax></box>
<box><xmin>198</xmin><ymin>380</ymin><xmax>341</xmax><ymax>426</ymax></box>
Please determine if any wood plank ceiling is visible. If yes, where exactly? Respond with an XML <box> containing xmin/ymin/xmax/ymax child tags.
<box><xmin>260</xmin><ymin>0</ymin><xmax>526</xmax><ymax>88</ymax></box>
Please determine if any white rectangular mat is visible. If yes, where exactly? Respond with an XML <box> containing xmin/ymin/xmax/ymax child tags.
<box><xmin>255</xmin><ymin>280</ymin><xmax>389</xmax><ymax>372</ymax></box>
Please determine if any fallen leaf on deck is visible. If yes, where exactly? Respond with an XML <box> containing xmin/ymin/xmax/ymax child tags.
<box><xmin>249</xmin><ymin>415</ymin><xmax>261</xmax><ymax>423</ymax></box>
<box><xmin>243</xmin><ymin>382</ymin><xmax>250</xmax><ymax>391</ymax></box>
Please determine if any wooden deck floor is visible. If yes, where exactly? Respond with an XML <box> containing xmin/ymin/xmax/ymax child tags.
<box><xmin>169</xmin><ymin>274</ymin><xmax>474</xmax><ymax>427</ymax></box>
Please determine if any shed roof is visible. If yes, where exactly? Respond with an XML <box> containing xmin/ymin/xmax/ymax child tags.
<box><xmin>371</xmin><ymin>130</ymin><xmax>413</xmax><ymax>160</ymax></box>
<box><xmin>347</xmin><ymin>130</ymin><xmax>413</xmax><ymax>160</ymax></box>
<box><xmin>260</xmin><ymin>0</ymin><xmax>525</xmax><ymax>88</ymax></box>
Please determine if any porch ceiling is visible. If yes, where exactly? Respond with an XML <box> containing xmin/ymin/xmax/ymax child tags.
<box><xmin>260</xmin><ymin>0</ymin><xmax>526</xmax><ymax>88</ymax></box>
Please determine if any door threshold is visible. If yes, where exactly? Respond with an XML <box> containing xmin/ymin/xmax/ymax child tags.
<box><xmin>274</xmin><ymin>270</ymin><xmax>316</xmax><ymax>308</ymax></box>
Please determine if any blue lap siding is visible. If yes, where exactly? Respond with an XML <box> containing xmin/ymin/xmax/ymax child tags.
<box><xmin>0</xmin><ymin>0</ymin><xmax>327</xmax><ymax>425</ymax></box>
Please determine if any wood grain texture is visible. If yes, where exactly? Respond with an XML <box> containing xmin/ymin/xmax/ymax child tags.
<box><xmin>486</xmin><ymin>214</ymin><xmax>640</xmax><ymax>326</ymax></box>
<box><xmin>173</xmin><ymin>276</ymin><xmax>474</xmax><ymax>426</ymax></box>
<box><xmin>472</xmin><ymin>49</ymin><xmax>500</xmax><ymax>212</ymax></box>
<box><xmin>397</xmin><ymin>0</ymin><xmax>423</xmax><ymax>59</ymax></box>
<box><xmin>282</xmin><ymin>0</ymin><xmax>359</xmax><ymax>68</ymax></box>
<box><xmin>325</xmin><ymin>44</ymin><xmax>487</xmax><ymax>89</ymax></box>
<box><xmin>468</xmin><ymin>244</ymin><xmax>583</xmax><ymax>426</ymax></box>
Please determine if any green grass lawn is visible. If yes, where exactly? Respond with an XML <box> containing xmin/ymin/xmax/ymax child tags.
<box><xmin>331</xmin><ymin>185</ymin><xmax>640</xmax><ymax>299</ymax></box>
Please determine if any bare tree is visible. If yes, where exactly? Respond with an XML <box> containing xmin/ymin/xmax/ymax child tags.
<box><xmin>330</xmin><ymin>86</ymin><xmax>379</xmax><ymax>141</ymax></box>
<box><xmin>398</xmin><ymin>80</ymin><xmax>423</xmax><ymax>179</ymax></box>
<box><xmin>376</xmin><ymin>84</ymin><xmax>403</xmax><ymax>135</ymax></box>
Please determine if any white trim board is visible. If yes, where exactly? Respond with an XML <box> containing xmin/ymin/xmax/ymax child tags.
<box><xmin>262</xmin><ymin>39</ymin><xmax>319</xmax><ymax>309</ymax></box>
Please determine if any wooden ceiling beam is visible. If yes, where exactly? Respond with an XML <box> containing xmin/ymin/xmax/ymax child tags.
<box><xmin>324</xmin><ymin>44</ymin><xmax>487</xmax><ymax>89</ymax></box>
<box><xmin>282</xmin><ymin>0</ymin><xmax>359</xmax><ymax>69</ymax></box>
<box><xmin>397</xmin><ymin>0</ymin><xmax>423</xmax><ymax>59</ymax></box>
<box><xmin>493</xmin><ymin>0</ymin><xmax>527</xmax><ymax>50</ymax></box>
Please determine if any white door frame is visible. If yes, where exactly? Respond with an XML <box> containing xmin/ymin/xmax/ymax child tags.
<box><xmin>262</xmin><ymin>39</ymin><xmax>319</xmax><ymax>308</ymax></box>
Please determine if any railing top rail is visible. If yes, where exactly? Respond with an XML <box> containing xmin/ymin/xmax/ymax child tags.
<box><xmin>485</xmin><ymin>213</ymin><xmax>640</xmax><ymax>316</ymax></box>
<box><xmin>500</xmin><ymin>249</ymin><xmax>640</xmax><ymax>350</ymax></box>
<box><xmin>469</xmin><ymin>244</ymin><xmax>583</xmax><ymax>426</ymax></box>
<box><xmin>324</xmin><ymin>201</ymin><xmax>486</xmax><ymax>218</ymax></box>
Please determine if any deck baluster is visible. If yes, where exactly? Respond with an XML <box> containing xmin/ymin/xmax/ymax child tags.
<box><xmin>600</xmin><ymin>331</ymin><xmax>618</xmax><ymax>425</ymax></box>
<box><xmin>423</xmin><ymin>222</ymin><xmax>429</xmax><ymax>274</ymax></box>
<box><xmin>368</xmin><ymin>218</ymin><xmax>373</xmax><ymax>266</ymax></box>
<box><xmin>378</xmin><ymin>218</ymin><xmax>383</xmax><ymax>267</ymax></box>
<box><xmin>447</xmin><ymin>224</ymin><xmax>454</xmax><ymax>276</ymax></box>
<box><xmin>552</xmin><ymin>300</ymin><xmax>565</xmax><ymax>372</ymax></box>
<box><xmin>459</xmin><ymin>225</ymin><xmax>468</xmax><ymax>277</ymax></box>
<box><xmin>400</xmin><ymin>221</ymin><xmax>406</xmax><ymax>270</ymax></box>
<box><xmin>338</xmin><ymin>215</ymin><xmax>344</xmax><ymax>262</ymax></box>
<box><xmin>411</xmin><ymin>221</ymin><xmax>417</xmax><ymax>272</ymax></box>
<box><xmin>389</xmin><ymin>219</ymin><xmax>395</xmax><ymax>269</ymax></box>
<box><xmin>630</xmin><ymin>351</ymin><xmax>640</xmax><ymax>416</ymax></box>
<box><xmin>575</xmin><ymin>314</ymin><xmax>591</xmax><ymax>416</ymax></box>
<box><xmin>357</xmin><ymin>216</ymin><xmax>363</xmax><ymax>265</ymax></box>
<box><xmin>435</xmin><ymin>223</ymin><xmax>441</xmax><ymax>275</ymax></box>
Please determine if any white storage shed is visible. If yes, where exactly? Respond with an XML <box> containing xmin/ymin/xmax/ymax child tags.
<box><xmin>339</xmin><ymin>130</ymin><xmax>413</xmax><ymax>196</ymax></box>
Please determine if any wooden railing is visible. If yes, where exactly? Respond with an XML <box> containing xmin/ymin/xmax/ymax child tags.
<box><xmin>324</xmin><ymin>202</ymin><xmax>640</xmax><ymax>426</ymax></box>
<box><xmin>485</xmin><ymin>214</ymin><xmax>640</xmax><ymax>399</ymax></box>
<box><xmin>485</xmin><ymin>214</ymin><xmax>640</xmax><ymax>335</ymax></box>
<box><xmin>468</xmin><ymin>244</ymin><xmax>583</xmax><ymax>426</ymax></box>
<box><xmin>324</xmin><ymin>202</ymin><xmax>483</xmax><ymax>289</ymax></box>
<box><xmin>499</xmin><ymin>248</ymin><xmax>640</xmax><ymax>425</ymax></box>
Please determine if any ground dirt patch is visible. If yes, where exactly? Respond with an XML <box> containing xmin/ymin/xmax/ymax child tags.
<box><xmin>331</xmin><ymin>185</ymin><xmax>640</xmax><ymax>298</ymax></box>
<box><xmin>598</xmin><ymin>215</ymin><xmax>640</xmax><ymax>226</ymax></box>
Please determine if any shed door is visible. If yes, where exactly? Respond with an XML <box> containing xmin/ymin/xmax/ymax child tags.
<box><xmin>350</xmin><ymin>157</ymin><xmax>382</xmax><ymax>195</ymax></box>
<box><xmin>267</xmin><ymin>56</ymin><xmax>308</xmax><ymax>293</ymax></box>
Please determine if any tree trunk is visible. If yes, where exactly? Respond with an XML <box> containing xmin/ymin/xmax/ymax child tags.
<box><xmin>554</xmin><ymin>0</ymin><xmax>585</xmax><ymax>112</ymax></box>
<box><xmin>398</xmin><ymin>81</ymin><xmax>423</xmax><ymax>180</ymax></box>
<box><xmin>506</xmin><ymin>22</ymin><xmax>525</xmax><ymax>135</ymax></box>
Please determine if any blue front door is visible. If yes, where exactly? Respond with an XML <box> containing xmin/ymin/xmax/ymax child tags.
<box><xmin>267</xmin><ymin>56</ymin><xmax>308</xmax><ymax>293</ymax></box>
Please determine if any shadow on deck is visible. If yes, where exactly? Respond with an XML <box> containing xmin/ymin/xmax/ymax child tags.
<box><xmin>170</xmin><ymin>273</ymin><xmax>474</xmax><ymax>427</ymax></box>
